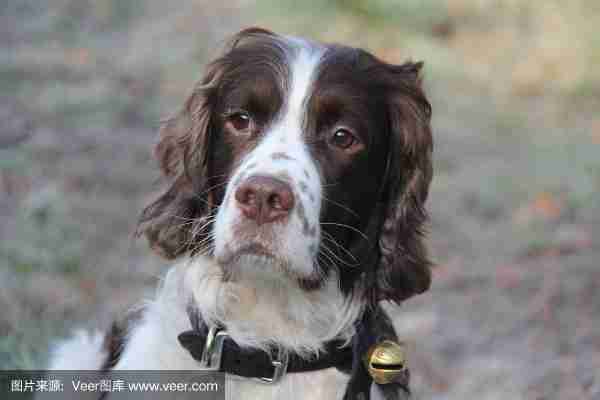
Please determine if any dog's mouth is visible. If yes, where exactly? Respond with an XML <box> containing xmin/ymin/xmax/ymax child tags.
<box><xmin>215</xmin><ymin>240</ymin><xmax>324</xmax><ymax>290</ymax></box>
<box><xmin>216</xmin><ymin>242</ymin><xmax>279</xmax><ymax>266</ymax></box>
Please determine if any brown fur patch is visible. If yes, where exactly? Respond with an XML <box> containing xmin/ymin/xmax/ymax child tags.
<box><xmin>100</xmin><ymin>308</ymin><xmax>144</xmax><ymax>371</ymax></box>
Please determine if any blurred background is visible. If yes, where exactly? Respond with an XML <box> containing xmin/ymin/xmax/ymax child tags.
<box><xmin>1</xmin><ymin>0</ymin><xmax>599</xmax><ymax>398</ymax></box>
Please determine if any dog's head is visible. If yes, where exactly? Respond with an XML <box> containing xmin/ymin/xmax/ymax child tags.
<box><xmin>138</xmin><ymin>28</ymin><xmax>433</xmax><ymax>304</ymax></box>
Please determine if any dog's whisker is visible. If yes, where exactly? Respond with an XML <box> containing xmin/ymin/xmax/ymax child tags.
<box><xmin>320</xmin><ymin>222</ymin><xmax>369</xmax><ymax>241</ymax></box>
<box><xmin>321</xmin><ymin>196</ymin><xmax>360</xmax><ymax>219</ymax></box>
<box><xmin>320</xmin><ymin>242</ymin><xmax>360</xmax><ymax>267</ymax></box>
<box><xmin>196</xmin><ymin>181</ymin><xmax>229</xmax><ymax>197</ymax></box>
<box><xmin>321</xmin><ymin>230</ymin><xmax>358</xmax><ymax>262</ymax></box>
<box><xmin>192</xmin><ymin>233</ymin><xmax>215</xmax><ymax>251</ymax></box>
<box><xmin>164</xmin><ymin>212</ymin><xmax>217</xmax><ymax>247</ymax></box>
<box><xmin>175</xmin><ymin>181</ymin><xmax>229</xmax><ymax>207</ymax></box>
<box><xmin>190</xmin><ymin>217</ymin><xmax>217</xmax><ymax>235</ymax></box>
<box><xmin>171</xmin><ymin>215</ymin><xmax>217</xmax><ymax>256</ymax></box>
<box><xmin>316</xmin><ymin>249</ymin><xmax>337</xmax><ymax>271</ymax></box>
<box><xmin>319</xmin><ymin>245</ymin><xmax>346</xmax><ymax>268</ymax></box>
<box><xmin>206</xmin><ymin>173</ymin><xmax>229</xmax><ymax>181</ymax></box>
<box><xmin>321</xmin><ymin>239</ymin><xmax>359</xmax><ymax>268</ymax></box>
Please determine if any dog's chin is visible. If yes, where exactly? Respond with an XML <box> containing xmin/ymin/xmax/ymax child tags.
<box><xmin>215</xmin><ymin>243</ymin><xmax>321</xmax><ymax>289</ymax></box>
<box><xmin>216</xmin><ymin>242</ymin><xmax>279</xmax><ymax>267</ymax></box>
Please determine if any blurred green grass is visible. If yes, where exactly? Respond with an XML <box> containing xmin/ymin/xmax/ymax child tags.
<box><xmin>259</xmin><ymin>0</ymin><xmax>600</xmax><ymax>101</ymax></box>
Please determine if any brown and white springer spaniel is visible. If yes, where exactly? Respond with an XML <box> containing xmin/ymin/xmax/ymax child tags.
<box><xmin>50</xmin><ymin>28</ymin><xmax>433</xmax><ymax>400</ymax></box>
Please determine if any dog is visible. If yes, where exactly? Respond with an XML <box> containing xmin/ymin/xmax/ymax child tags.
<box><xmin>49</xmin><ymin>28</ymin><xmax>433</xmax><ymax>400</ymax></box>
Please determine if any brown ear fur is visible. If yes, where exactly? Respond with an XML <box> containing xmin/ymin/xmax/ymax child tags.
<box><xmin>136</xmin><ymin>80</ymin><xmax>214</xmax><ymax>258</ymax></box>
<box><xmin>377</xmin><ymin>61</ymin><xmax>433</xmax><ymax>303</ymax></box>
<box><xmin>137</xmin><ymin>27</ymin><xmax>279</xmax><ymax>259</ymax></box>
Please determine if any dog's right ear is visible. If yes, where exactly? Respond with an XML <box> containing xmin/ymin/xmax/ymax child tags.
<box><xmin>136</xmin><ymin>60</ymin><xmax>224</xmax><ymax>259</ymax></box>
<box><xmin>137</xmin><ymin>27</ymin><xmax>279</xmax><ymax>259</ymax></box>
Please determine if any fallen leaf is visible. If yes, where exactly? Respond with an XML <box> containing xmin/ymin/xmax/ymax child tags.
<box><xmin>530</xmin><ymin>192</ymin><xmax>563</xmax><ymax>219</ymax></box>
<box><xmin>591</xmin><ymin>119</ymin><xmax>600</xmax><ymax>144</ymax></box>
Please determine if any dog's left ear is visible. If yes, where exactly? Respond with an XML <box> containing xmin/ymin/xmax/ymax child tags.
<box><xmin>376</xmin><ymin>60</ymin><xmax>433</xmax><ymax>303</ymax></box>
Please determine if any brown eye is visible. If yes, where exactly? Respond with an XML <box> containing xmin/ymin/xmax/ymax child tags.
<box><xmin>225</xmin><ymin>111</ymin><xmax>252</xmax><ymax>134</ymax></box>
<box><xmin>330</xmin><ymin>128</ymin><xmax>358</xmax><ymax>150</ymax></box>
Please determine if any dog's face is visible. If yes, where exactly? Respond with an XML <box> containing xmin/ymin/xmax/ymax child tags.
<box><xmin>139</xmin><ymin>28</ymin><xmax>433</xmax><ymax>303</ymax></box>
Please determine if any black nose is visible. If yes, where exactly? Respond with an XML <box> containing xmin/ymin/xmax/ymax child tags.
<box><xmin>234</xmin><ymin>175</ymin><xmax>295</xmax><ymax>225</ymax></box>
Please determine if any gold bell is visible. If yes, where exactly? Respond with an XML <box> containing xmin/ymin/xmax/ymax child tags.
<box><xmin>363</xmin><ymin>340</ymin><xmax>407</xmax><ymax>384</ymax></box>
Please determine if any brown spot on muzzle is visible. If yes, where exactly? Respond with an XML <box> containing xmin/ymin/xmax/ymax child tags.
<box><xmin>271</xmin><ymin>152</ymin><xmax>295</xmax><ymax>161</ymax></box>
<box><xmin>296</xmin><ymin>199</ymin><xmax>317</xmax><ymax>237</ymax></box>
<box><xmin>298</xmin><ymin>181</ymin><xmax>308</xmax><ymax>193</ymax></box>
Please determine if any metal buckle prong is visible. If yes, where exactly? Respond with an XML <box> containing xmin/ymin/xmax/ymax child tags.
<box><xmin>200</xmin><ymin>326</ymin><xmax>229</xmax><ymax>371</ymax></box>
<box><xmin>256</xmin><ymin>347</ymin><xmax>289</xmax><ymax>384</ymax></box>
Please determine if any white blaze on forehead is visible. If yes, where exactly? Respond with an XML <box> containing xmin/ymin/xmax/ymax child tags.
<box><xmin>236</xmin><ymin>39</ymin><xmax>325</xmax><ymax>175</ymax></box>
<box><xmin>283</xmin><ymin>39</ymin><xmax>324</xmax><ymax>135</ymax></box>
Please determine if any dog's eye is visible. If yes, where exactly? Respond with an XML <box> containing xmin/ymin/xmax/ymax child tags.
<box><xmin>329</xmin><ymin>128</ymin><xmax>360</xmax><ymax>151</ymax></box>
<box><xmin>225</xmin><ymin>111</ymin><xmax>253</xmax><ymax>134</ymax></box>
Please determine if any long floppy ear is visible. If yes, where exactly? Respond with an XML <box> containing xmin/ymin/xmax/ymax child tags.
<box><xmin>377</xmin><ymin>61</ymin><xmax>433</xmax><ymax>303</ymax></box>
<box><xmin>136</xmin><ymin>27</ymin><xmax>279</xmax><ymax>259</ymax></box>
<box><xmin>136</xmin><ymin>60</ymin><xmax>224</xmax><ymax>259</ymax></box>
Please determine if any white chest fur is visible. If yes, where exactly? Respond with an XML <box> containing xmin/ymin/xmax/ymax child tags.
<box><xmin>112</xmin><ymin>256</ymin><xmax>360</xmax><ymax>399</ymax></box>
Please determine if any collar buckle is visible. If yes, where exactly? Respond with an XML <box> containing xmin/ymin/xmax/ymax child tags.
<box><xmin>199</xmin><ymin>326</ymin><xmax>229</xmax><ymax>370</ymax></box>
<box><xmin>254</xmin><ymin>347</ymin><xmax>289</xmax><ymax>384</ymax></box>
<box><xmin>200</xmin><ymin>326</ymin><xmax>289</xmax><ymax>384</ymax></box>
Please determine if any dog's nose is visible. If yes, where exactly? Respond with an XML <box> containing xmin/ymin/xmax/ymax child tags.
<box><xmin>235</xmin><ymin>175</ymin><xmax>295</xmax><ymax>225</ymax></box>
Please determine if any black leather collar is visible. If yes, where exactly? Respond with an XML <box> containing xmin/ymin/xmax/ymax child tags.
<box><xmin>178</xmin><ymin>329</ymin><xmax>354</xmax><ymax>379</ymax></box>
<box><xmin>177</xmin><ymin>305</ymin><xmax>354</xmax><ymax>380</ymax></box>
<box><xmin>177</xmin><ymin>304</ymin><xmax>410</xmax><ymax>399</ymax></box>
